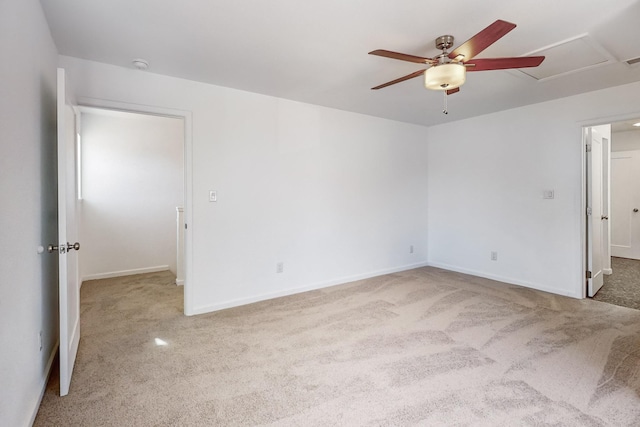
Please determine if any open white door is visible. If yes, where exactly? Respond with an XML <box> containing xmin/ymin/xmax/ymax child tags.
<box><xmin>586</xmin><ymin>126</ymin><xmax>607</xmax><ymax>297</ymax></box>
<box><xmin>55</xmin><ymin>68</ymin><xmax>81</xmax><ymax>396</ymax></box>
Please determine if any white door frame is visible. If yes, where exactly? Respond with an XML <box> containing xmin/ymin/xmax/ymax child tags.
<box><xmin>602</xmin><ymin>136</ymin><xmax>612</xmax><ymax>275</ymax></box>
<box><xmin>75</xmin><ymin>97</ymin><xmax>195</xmax><ymax>315</ymax></box>
<box><xmin>580</xmin><ymin>112</ymin><xmax>640</xmax><ymax>298</ymax></box>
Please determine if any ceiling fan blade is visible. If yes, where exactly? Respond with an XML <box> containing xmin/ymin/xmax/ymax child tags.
<box><xmin>369</xmin><ymin>49</ymin><xmax>433</xmax><ymax>64</ymax></box>
<box><xmin>465</xmin><ymin>56</ymin><xmax>545</xmax><ymax>71</ymax></box>
<box><xmin>448</xmin><ymin>20</ymin><xmax>516</xmax><ymax>61</ymax></box>
<box><xmin>371</xmin><ymin>69</ymin><xmax>426</xmax><ymax>90</ymax></box>
<box><xmin>446</xmin><ymin>87</ymin><xmax>460</xmax><ymax>95</ymax></box>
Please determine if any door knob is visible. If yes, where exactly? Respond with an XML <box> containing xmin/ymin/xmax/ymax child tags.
<box><xmin>47</xmin><ymin>242</ymin><xmax>80</xmax><ymax>253</ymax></box>
<box><xmin>601</xmin><ymin>215</ymin><xmax>609</xmax><ymax>220</ymax></box>
<box><xmin>634</xmin><ymin>208</ymin><xmax>639</xmax><ymax>213</ymax></box>
<box><xmin>66</xmin><ymin>242</ymin><xmax>80</xmax><ymax>251</ymax></box>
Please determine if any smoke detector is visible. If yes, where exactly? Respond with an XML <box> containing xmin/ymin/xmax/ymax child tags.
<box><xmin>132</xmin><ymin>59</ymin><xmax>149</xmax><ymax>70</ymax></box>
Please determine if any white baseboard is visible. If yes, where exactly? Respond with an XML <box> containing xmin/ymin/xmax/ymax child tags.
<box><xmin>82</xmin><ymin>265</ymin><xmax>170</xmax><ymax>282</ymax></box>
<box><xmin>190</xmin><ymin>261</ymin><xmax>429</xmax><ymax>316</ymax></box>
<box><xmin>29</xmin><ymin>340</ymin><xmax>58</xmax><ymax>427</ymax></box>
<box><xmin>175</xmin><ymin>279</ymin><xmax>184</xmax><ymax>286</ymax></box>
<box><xmin>426</xmin><ymin>261</ymin><xmax>582</xmax><ymax>299</ymax></box>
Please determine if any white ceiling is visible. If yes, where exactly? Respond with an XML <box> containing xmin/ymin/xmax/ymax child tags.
<box><xmin>40</xmin><ymin>0</ymin><xmax>640</xmax><ymax>127</ymax></box>
<box><xmin>612</xmin><ymin>118</ymin><xmax>640</xmax><ymax>133</ymax></box>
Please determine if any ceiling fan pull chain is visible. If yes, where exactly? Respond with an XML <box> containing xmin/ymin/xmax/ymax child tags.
<box><xmin>443</xmin><ymin>91</ymin><xmax>448</xmax><ymax>115</ymax></box>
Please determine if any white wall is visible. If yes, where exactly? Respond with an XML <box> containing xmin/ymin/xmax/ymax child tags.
<box><xmin>61</xmin><ymin>56</ymin><xmax>430</xmax><ymax>314</ymax></box>
<box><xmin>612</xmin><ymin>130</ymin><xmax>640</xmax><ymax>152</ymax></box>
<box><xmin>0</xmin><ymin>0</ymin><xmax>59</xmax><ymax>426</ymax></box>
<box><xmin>80</xmin><ymin>110</ymin><xmax>184</xmax><ymax>280</ymax></box>
<box><xmin>427</xmin><ymin>81</ymin><xmax>640</xmax><ymax>298</ymax></box>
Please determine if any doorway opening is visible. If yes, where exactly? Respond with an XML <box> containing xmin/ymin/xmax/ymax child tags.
<box><xmin>583</xmin><ymin>117</ymin><xmax>640</xmax><ymax>310</ymax></box>
<box><xmin>76</xmin><ymin>105</ymin><xmax>189</xmax><ymax>312</ymax></box>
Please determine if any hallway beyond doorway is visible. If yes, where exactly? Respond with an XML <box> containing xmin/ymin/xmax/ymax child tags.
<box><xmin>594</xmin><ymin>257</ymin><xmax>640</xmax><ymax>310</ymax></box>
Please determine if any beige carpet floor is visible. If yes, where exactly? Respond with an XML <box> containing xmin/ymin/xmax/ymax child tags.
<box><xmin>35</xmin><ymin>267</ymin><xmax>640</xmax><ymax>426</ymax></box>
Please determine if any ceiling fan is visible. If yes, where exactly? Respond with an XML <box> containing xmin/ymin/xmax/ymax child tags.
<box><xmin>369</xmin><ymin>20</ymin><xmax>545</xmax><ymax>97</ymax></box>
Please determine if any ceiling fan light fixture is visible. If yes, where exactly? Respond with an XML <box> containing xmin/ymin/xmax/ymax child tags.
<box><xmin>424</xmin><ymin>63</ymin><xmax>466</xmax><ymax>91</ymax></box>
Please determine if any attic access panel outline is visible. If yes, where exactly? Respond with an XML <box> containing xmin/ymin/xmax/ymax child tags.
<box><xmin>518</xmin><ymin>34</ymin><xmax>616</xmax><ymax>81</ymax></box>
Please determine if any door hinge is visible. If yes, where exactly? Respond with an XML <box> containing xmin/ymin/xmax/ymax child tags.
<box><xmin>586</xmin><ymin>270</ymin><xmax>592</xmax><ymax>279</ymax></box>
<box><xmin>586</xmin><ymin>207</ymin><xmax>592</xmax><ymax>215</ymax></box>
<box><xmin>185</xmin><ymin>223</ymin><xmax>187</xmax><ymax>229</ymax></box>
<box><xmin>586</xmin><ymin>144</ymin><xmax>592</xmax><ymax>152</ymax></box>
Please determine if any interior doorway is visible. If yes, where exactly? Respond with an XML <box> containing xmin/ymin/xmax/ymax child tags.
<box><xmin>77</xmin><ymin>106</ymin><xmax>187</xmax><ymax>310</ymax></box>
<box><xmin>584</xmin><ymin>117</ymin><xmax>640</xmax><ymax>310</ymax></box>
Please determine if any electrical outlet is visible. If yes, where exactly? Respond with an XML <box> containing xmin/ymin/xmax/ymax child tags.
<box><xmin>39</xmin><ymin>331</ymin><xmax>43</xmax><ymax>351</ymax></box>
<box><xmin>409</xmin><ymin>245</ymin><xmax>414</xmax><ymax>254</ymax></box>
<box><xmin>276</xmin><ymin>262</ymin><xmax>284</xmax><ymax>273</ymax></box>
<box><xmin>491</xmin><ymin>251</ymin><xmax>498</xmax><ymax>261</ymax></box>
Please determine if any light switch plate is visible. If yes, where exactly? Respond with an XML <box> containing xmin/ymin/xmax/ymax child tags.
<box><xmin>543</xmin><ymin>190</ymin><xmax>554</xmax><ymax>199</ymax></box>
<box><xmin>209</xmin><ymin>191</ymin><xmax>217</xmax><ymax>202</ymax></box>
